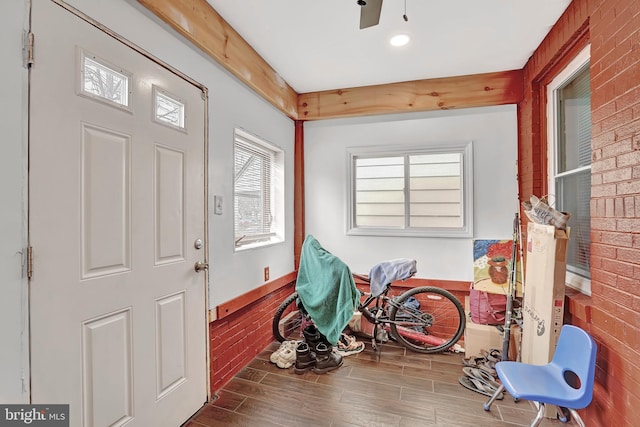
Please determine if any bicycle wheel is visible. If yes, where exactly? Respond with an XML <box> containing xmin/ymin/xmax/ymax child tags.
<box><xmin>389</xmin><ymin>286</ymin><xmax>465</xmax><ymax>353</ymax></box>
<box><xmin>272</xmin><ymin>292</ymin><xmax>306</xmax><ymax>342</ymax></box>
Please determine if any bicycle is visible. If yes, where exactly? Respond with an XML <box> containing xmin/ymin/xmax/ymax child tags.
<box><xmin>272</xmin><ymin>261</ymin><xmax>466</xmax><ymax>354</ymax></box>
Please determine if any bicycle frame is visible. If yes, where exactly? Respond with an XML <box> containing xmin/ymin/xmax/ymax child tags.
<box><xmin>357</xmin><ymin>285</ymin><xmax>445</xmax><ymax>348</ymax></box>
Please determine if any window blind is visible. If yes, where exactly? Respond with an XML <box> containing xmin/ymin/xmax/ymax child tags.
<box><xmin>234</xmin><ymin>137</ymin><xmax>274</xmax><ymax>244</ymax></box>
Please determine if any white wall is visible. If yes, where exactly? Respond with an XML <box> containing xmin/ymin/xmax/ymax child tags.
<box><xmin>304</xmin><ymin>105</ymin><xmax>518</xmax><ymax>281</ymax></box>
<box><xmin>0</xmin><ymin>0</ymin><xmax>29</xmax><ymax>404</ymax></box>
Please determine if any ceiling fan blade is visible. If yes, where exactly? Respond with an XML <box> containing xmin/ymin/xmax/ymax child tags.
<box><xmin>360</xmin><ymin>0</ymin><xmax>383</xmax><ymax>29</ymax></box>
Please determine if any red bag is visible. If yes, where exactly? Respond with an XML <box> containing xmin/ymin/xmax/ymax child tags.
<box><xmin>469</xmin><ymin>285</ymin><xmax>507</xmax><ymax>325</ymax></box>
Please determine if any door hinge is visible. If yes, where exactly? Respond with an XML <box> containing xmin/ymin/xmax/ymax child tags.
<box><xmin>23</xmin><ymin>31</ymin><xmax>34</xmax><ymax>68</ymax></box>
<box><xmin>27</xmin><ymin>246</ymin><xmax>34</xmax><ymax>279</ymax></box>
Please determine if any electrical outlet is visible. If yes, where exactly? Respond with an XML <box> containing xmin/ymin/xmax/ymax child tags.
<box><xmin>264</xmin><ymin>267</ymin><xmax>269</xmax><ymax>281</ymax></box>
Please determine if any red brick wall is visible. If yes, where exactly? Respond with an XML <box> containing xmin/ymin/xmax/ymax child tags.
<box><xmin>209</xmin><ymin>282</ymin><xmax>295</xmax><ymax>393</ymax></box>
<box><xmin>519</xmin><ymin>0</ymin><xmax>640</xmax><ymax>425</ymax></box>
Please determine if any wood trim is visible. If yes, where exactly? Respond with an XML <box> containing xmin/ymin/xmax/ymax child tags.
<box><xmin>298</xmin><ymin>70</ymin><xmax>524</xmax><ymax>121</ymax></box>
<box><xmin>215</xmin><ymin>271</ymin><xmax>297</xmax><ymax>319</ymax></box>
<box><xmin>294</xmin><ymin>121</ymin><xmax>305</xmax><ymax>270</ymax></box>
<box><xmin>138</xmin><ymin>0</ymin><xmax>299</xmax><ymax>119</ymax></box>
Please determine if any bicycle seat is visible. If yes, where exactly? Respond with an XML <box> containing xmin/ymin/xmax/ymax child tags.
<box><xmin>368</xmin><ymin>259</ymin><xmax>417</xmax><ymax>296</ymax></box>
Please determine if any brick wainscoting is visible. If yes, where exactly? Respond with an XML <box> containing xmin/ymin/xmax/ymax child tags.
<box><xmin>209</xmin><ymin>279</ymin><xmax>296</xmax><ymax>394</ymax></box>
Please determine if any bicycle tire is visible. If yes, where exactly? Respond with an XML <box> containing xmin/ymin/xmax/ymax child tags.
<box><xmin>389</xmin><ymin>286</ymin><xmax>465</xmax><ymax>353</ymax></box>
<box><xmin>272</xmin><ymin>292</ymin><xmax>304</xmax><ymax>343</ymax></box>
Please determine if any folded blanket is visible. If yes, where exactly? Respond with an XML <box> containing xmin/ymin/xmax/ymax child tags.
<box><xmin>296</xmin><ymin>235</ymin><xmax>360</xmax><ymax>345</ymax></box>
<box><xmin>369</xmin><ymin>258</ymin><xmax>417</xmax><ymax>296</ymax></box>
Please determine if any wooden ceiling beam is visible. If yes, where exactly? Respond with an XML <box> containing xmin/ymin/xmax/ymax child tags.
<box><xmin>298</xmin><ymin>70</ymin><xmax>524</xmax><ymax>121</ymax></box>
<box><xmin>138</xmin><ymin>0</ymin><xmax>299</xmax><ymax>119</ymax></box>
<box><xmin>139</xmin><ymin>1</ymin><xmax>523</xmax><ymax>121</ymax></box>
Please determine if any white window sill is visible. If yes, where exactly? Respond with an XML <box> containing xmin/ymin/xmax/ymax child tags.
<box><xmin>234</xmin><ymin>236</ymin><xmax>284</xmax><ymax>252</ymax></box>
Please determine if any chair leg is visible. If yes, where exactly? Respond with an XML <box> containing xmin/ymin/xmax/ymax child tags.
<box><xmin>556</xmin><ymin>406</ymin><xmax>570</xmax><ymax>423</ymax></box>
<box><xmin>483</xmin><ymin>383</ymin><xmax>505</xmax><ymax>411</ymax></box>
<box><xmin>530</xmin><ymin>403</ymin><xmax>545</xmax><ymax>427</ymax></box>
<box><xmin>567</xmin><ymin>408</ymin><xmax>586</xmax><ymax>427</ymax></box>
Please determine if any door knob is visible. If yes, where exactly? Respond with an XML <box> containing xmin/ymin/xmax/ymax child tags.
<box><xmin>194</xmin><ymin>261</ymin><xmax>209</xmax><ymax>273</ymax></box>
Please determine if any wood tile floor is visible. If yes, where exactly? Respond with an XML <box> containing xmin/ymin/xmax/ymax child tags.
<box><xmin>186</xmin><ymin>339</ymin><xmax>577</xmax><ymax>426</ymax></box>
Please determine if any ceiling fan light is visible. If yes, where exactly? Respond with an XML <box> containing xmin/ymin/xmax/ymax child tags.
<box><xmin>390</xmin><ymin>34</ymin><xmax>410</xmax><ymax>47</ymax></box>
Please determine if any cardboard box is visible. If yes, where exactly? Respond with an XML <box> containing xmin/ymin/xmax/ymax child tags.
<box><xmin>521</xmin><ymin>223</ymin><xmax>569</xmax><ymax>363</ymax></box>
<box><xmin>464</xmin><ymin>320</ymin><xmax>520</xmax><ymax>359</ymax></box>
<box><xmin>347</xmin><ymin>311</ymin><xmax>388</xmax><ymax>342</ymax></box>
<box><xmin>521</xmin><ymin>222</ymin><xmax>569</xmax><ymax>417</ymax></box>
<box><xmin>464</xmin><ymin>297</ymin><xmax>520</xmax><ymax>360</ymax></box>
<box><xmin>464</xmin><ymin>320</ymin><xmax>503</xmax><ymax>357</ymax></box>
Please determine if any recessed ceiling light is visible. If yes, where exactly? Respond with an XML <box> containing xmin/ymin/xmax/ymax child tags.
<box><xmin>390</xmin><ymin>34</ymin><xmax>410</xmax><ymax>47</ymax></box>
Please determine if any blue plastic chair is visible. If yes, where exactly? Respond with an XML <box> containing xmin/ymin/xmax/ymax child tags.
<box><xmin>483</xmin><ymin>325</ymin><xmax>597</xmax><ymax>427</ymax></box>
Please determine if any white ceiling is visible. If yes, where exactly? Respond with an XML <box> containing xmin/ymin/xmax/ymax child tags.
<box><xmin>205</xmin><ymin>0</ymin><xmax>571</xmax><ymax>94</ymax></box>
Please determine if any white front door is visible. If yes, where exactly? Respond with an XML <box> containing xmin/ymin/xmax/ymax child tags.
<box><xmin>29</xmin><ymin>2</ymin><xmax>208</xmax><ymax>426</ymax></box>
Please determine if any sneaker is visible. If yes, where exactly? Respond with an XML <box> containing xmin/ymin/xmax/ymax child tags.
<box><xmin>335</xmin><ymin>333</ymin><xmax>365</xmax><ymax>357</ymax></box>
<box><xmin>270</xmin><ymin>340</ymin><xmax>298</xmax><ymax>368</ymax></box>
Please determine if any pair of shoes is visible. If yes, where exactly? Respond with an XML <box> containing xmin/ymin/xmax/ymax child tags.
<box><xmin>461</xmin><ymin>349</ymin><xmax>500</xmax><ymax>378</ymax></box>
<box><xmin>269</xmin><ymin>340</ymin><xmax>298</xmax><ymax>369</ymax></box>
<box><xmin>303</xmin><ymin>325</ymin><xmax>330</xmax><ymax>358</ymax></box>
<box><xmin>459</xmin><ymin>366</ymin><xmax>503</xmax><ymax>399</ymax></box>
<box><xmin>458</xmin><ymin>374</ymin><xmax>504</xmax><ymax>399</ymax></box>
<box><xmin>335</xmin><ymin>333</ymin><xmax>365</xmax><ymax>357</ymax></box>
<box><xmin>294</xmin><ymin>341</ymin><xmax>344</xmax><ymax>374</ymax></box>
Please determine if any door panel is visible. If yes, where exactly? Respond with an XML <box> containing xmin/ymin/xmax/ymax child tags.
<box><xmin>29</xmin><ymin>2</ymin><xmax>207</xmax><ymax>426</ymax></box>
<box><xmin>81</xmin><ymin>124</ymin><xmax>132</xmax><ymax>278</ymax></box>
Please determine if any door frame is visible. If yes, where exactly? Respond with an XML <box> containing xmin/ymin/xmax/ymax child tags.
<box><xmin>28</xmin><ymin>0</ymin><xmax>211</xmax><ymax>403</ymax></box>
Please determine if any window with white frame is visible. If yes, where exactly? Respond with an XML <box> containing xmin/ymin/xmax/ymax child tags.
<box><xmin>234</xmin><ymin>129</ymin><xmax>284</xmax><ymax>249</ymax></box>
<box><xmin>348</xmin><ymin>142</ymin><xmax>473</xmax><ymax>238</ymax></box>
<box><xmin>547</xmin><ymin>45</ymin><xmax>591</xmax><ymax>294</ymax></box>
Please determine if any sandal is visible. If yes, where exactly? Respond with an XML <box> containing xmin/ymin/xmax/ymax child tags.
<box><xmin>458</xmin><ymin>375</ymin><xmax>504</xmax><ymax>399</ymax></box>
<box><xmin>462</xmin><ymin>367</ymin><xmax>500</xmax><ymax>386</ymax></box>
<box><xmin>481</xmin><ymin>348</ymin><xmax>502</xmax><ymax>363</ymax></box>
<box><xmin>461</xmin><ymin>356</ymin><xmax>486</xmax><ymax>368</ymax></box>
<box><xmin>477</xmin><ymin>360</ymin><xmax>498</xmax><ymax>377</ymax></box>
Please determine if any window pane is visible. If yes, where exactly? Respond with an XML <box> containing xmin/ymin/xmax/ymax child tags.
<box><xmin>557</xmin><ymin>66</ymin><xmax>591</xmax><ymax>173</ymax></box>
<box><xmin>155</xmin><ymin>88</ymin><xmax>185</xmax><ymax>129</ymax></box>
<box><xmin>349</xmin><ymin>142</ymin><xmax>472</xmax><ymax>237</ymax></box>
<box><xmin>82</xmin><ymin>55</ymin><xmax>129</xmax><ymax>107</ymax></box>
<box><xmin>556</xmin><ymin>169</ymin><xmax>591</xmax><ymax>277</ymax></box>
<box><xmin>234</xmin><ymin>142</ymin><xmax>273</xmax><ymax>243</ymax></box>
<box><xmin>354</xmin><ymin>157</ymin><xmax>405</xmax><ymax>228</ymax></box>
<box><xmin>409</xmin><ymin>153</ymin><xmax>462</xmax><ymax>228</ymax></box>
